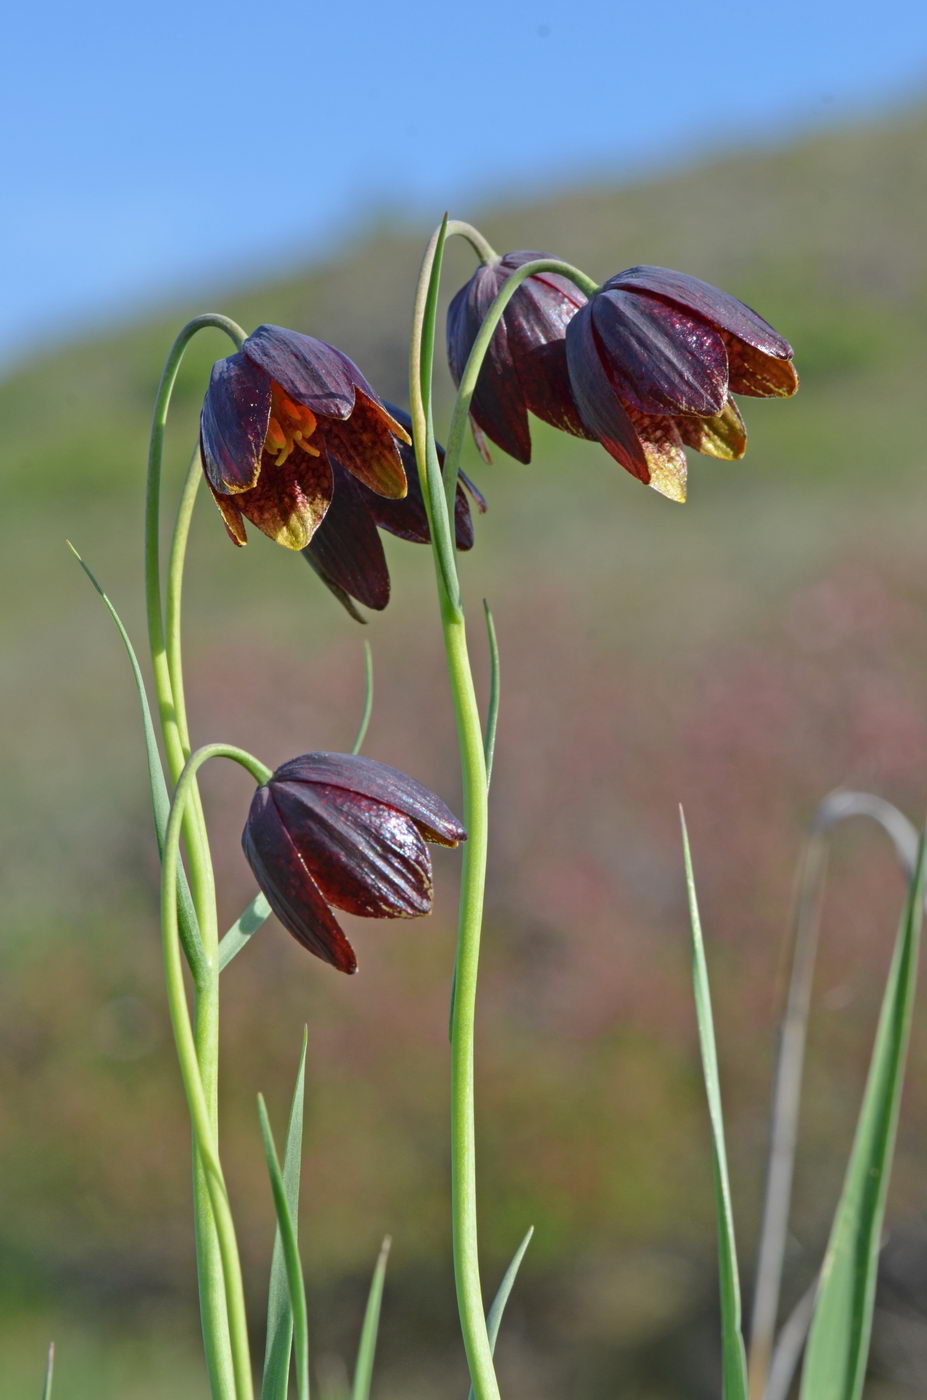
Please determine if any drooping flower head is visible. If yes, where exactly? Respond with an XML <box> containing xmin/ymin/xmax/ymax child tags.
<box><xmin>242</xmin><ymin>752</ymin><xmax>466</xmax><ymax>973</ymax></box>
<box><xmin>447</xmin><ymin>253</ymin><xmax>797</xmax><ymax>502</ymax></box>
<box><xmin>446</xmin><ymin>250</ymin><xmax>592</xmax><ymax>463</ymax></box>
<box><xmin>302</xmin><ymin>404</ymin><xmax>486</xmax><ymax>618</ymax></box>
<box><xmin>564</xmin><ymin>266</ymin><xmax>798</xmax><ymax>502</ymax></box>
<box><xmin>200</xmin><ymin>325</ymin><xmax>411</xmax><ymax>550</ymax></box>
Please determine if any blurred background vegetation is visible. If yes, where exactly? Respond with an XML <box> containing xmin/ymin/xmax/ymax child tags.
<box><xmin>2</xmin><ymin>102</ymin><xmax>927</xmax><ymax>1397</ymax></box>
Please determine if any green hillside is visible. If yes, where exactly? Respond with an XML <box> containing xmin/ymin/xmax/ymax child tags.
<box><xmin>2</xmin><ymin>103</ymin><xmax>927</xmax><ymax>1398</ymax></box>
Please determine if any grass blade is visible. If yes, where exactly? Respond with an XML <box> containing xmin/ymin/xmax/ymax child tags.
<box><xmin>41</xmin><ymin>1343</ymin><xmax>54</xmax><ymax>1400</ymax></box>
<box><xmin>466</xmin><ymin>1226</ymin><xmax>534</xmax><ymax>1400</ymax></box>
<box><xmin>799</xmin><ymin>828</ymin><xmax>927</xmax><ymax>1400</ymax></box>
<box><xmin>350</xmin><ymin>1236</ymin><xmax>391</xmax><ymax>1400</ymax></box>
<box><xmin>351</xmin><ymin>642</ymin><xmax>375</xmax><ymax>755</ymax></box>
<box><xmin>482</xmin><ymin>600</ymin><xmax>500</xmax><ymax>787</ymax></box>
<box><xmin>262</xmin><ymin>1030</ymin><xmax>310</xmax><ymax>1400</ymax></box>
<box><xmin>68</xmin><ymin>543</ymin><xmax>202</xmax><ymax>974</ymax></box>
<box><xmin>680</xmin><ymin>809</ymin><xmax>749</xmax><ymax>1400</ymax></box>
<box><xmin>219</xmin><ymin>892</ymin><xmax>272</xmax><ymax>972</ymax></box>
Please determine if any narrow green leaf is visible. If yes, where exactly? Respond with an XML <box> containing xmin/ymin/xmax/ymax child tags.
<box><xmin>482</xmin><ymin>600</ymin><xmax>500</xmax><ymax>788</ymax></box>
<box><xmin>680</xmin><ymin>810</ymin><xmax>749</xmax><ymax>1400</ymax></box>
<box><xmin>68</xmin><ymin>543</ymin><xmax>203</xmax><ymax>975</ymax></box>
<box><xmin>466</xmin><ymin>1226</ymin><xmax>534</xmax><ymax>1400</ymax></box>
<box><xmin>350</xmin><ymin>1236</ymin><xmax>391</xmax><ymax>1400</ymax></box>
<box><xmin>262</xmin><ymin>1030</ymin><xmax>310</xmax><ymax>1400</ymax></box>
<box><xmin>799</xmin><ymin>829</ymin><xmax>927</xmax><ymax>1400</ymax></box>
<box><xmin>351</xmin><ymin>642</ymin><xmax>375</xmax><ymax>756</ymax></box>
<box><xmin>41</xmin><ymin>1343</ymin><xmax>54</xmax><ymax>1400</ymax></box>
<box><xmin>219</xmin><ymin>892</ymin><xmax>272</xmax><ymax>972</ymax></box>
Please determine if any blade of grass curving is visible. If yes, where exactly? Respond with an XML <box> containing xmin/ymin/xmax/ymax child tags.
<box><xmin>219</xmin><ymin>892</ymin><xmax>272</xmax><ymax>972</ymax></box>
<box><xmin>68</xmin><ymin>542</ymin><xmax>203</xmax><ymax>976</ymax></box>
<box><xmin>351</xmin><ymin>642</ymin><xmax>375</xmax><ymax>755</ymax></box>
<box><xmin>482</xmin><ymin>601</ymin><xmax>500</xmax><ymax>787</ymax></box>
<box><xmin>680</xmin><ymin>809</ymin><xmax>749</xmax><ymax>1400</ymax></box>
<box><xmin>466</xmin><ymin>1225</ymin><xmax>534</xmax><ymax>1400</ymax></box>
<box><xmin>350</xmin><ymin>1236</ymin><xmax>391</xmax><ymax>1400</ymax></box>
<box><xmin>799</xmin><ymin>827</ymin><xmax>927</xmax><ymax>1400</ymax></box>
<box><xmin>262</xmin><ymin>1030</ymin><xmax>309</xmax><ymax>1400</ymax></box>
<box><xmin>41</xmin><ymin>1343</ymin><xmax>54</xmax><ymax>1400</ymax></box>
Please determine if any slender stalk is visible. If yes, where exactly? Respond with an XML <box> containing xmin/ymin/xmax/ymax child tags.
<box><xmin>162</xmin><ymin>745</ymin><xmax>272</xmax><ymax>1400</ymax></box>
<box><xmin>166</xmin><ymin>448</ymin><xmax>204</xmax><ymax>757</ymax></box>
<box><xmin>409</xmin><ymin>221</ymin><xmax>498</xmax><ymax>1399</ymax></box>
<box><xmin>445</xmin><ymin>219</ymin><xmax>499</xmax><ymax>265</ymax></box>
<box><xmin>144</xmin><ymin>313</ymin><xmax>247</xmax><ymax>1396</ymax></box>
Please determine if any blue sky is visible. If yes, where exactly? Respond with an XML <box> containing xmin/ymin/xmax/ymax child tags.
<box><xmin>3</xmin><ymin>0</ymin><xmax>926</xmax><ymax>367</ymax></box>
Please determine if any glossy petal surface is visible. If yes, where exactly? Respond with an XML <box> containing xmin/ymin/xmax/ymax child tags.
<box><xmin>318</xmin><ymin>391</ymin><xmax>408</xmax><ymax>499</ymax></box>
<box><xmin>271</xmin><ymin>781</ymin><xmax>433</xmax><ymax>918</ymax></box>
<box><xmin>591</xmin><ymin>290</ymin><xmax>728</xmax><ymax>416</ymax></box>
<box><xmin>239</xmin><ymin>447</ymin><xmax>333</xmax><ymax>550</ymax></box>
<box><xmin>625</xmin><ymin>408</ymin><xmax>687</xmax><ymax>502</ymax></box>
<box><xmin>200</xmin><ymin>353</ymin><xmax>271</xmax><ymax>492</ymax></box>
<box><xmin>242</xmin><ymin>786</ymin><xmax>357</xmax><ymax>972</ymax></box>
<box><xmin>722</xmin><ymin>333</ymin><xmax>800</xmax><ymax>397</ymax></box>
<box><xmin>676</xmin><ymin>399</ymin><xmax>747</xmax><ymax>459</ymax></box>
<box><xmin>565</xmin><ymin>304</ymin><xmax>649</xmax><ymax>481</ymax></box>
<box><xmin>273</xmin><ymin>753</ymin><xmax>466</xmax><ymax>847</ymax></box>
<box><xmin>447</xmin><ymin>262</ymin><xmax>533</xmax><ymax>462</ymax></box>
<box><xmin>302</xmin><ymin>467</ymin><xmax>390</xmax><ymax>610</ymax></box>
<box><xmin>606</xmin><ymin>266</ymin><xmax>794</xmax><ymax>359</ymax></box>
<box><xmin>243</xmin><ymin>325</ymin><xmax>360</xmax><ymax>419</ymax></box>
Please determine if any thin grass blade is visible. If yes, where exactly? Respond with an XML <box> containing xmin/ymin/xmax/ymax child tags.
<box><xmin>466</xmin><ymin>1226</ymin><xmax>534</xmax><ymax>1400</ymax></box>
<box><xmin>262</xmin><ymin>1031</ymin><xmax>309</xmax><ymax>1400</ymax></box>
<box><xmin>350</xmin><ymin>1236</ymin><xmax>391</xmax><ymax>1400</ymax></box>
<box><xmin>799</xmin><ymin>829</ymin><xmax>927</xmax><ymax>1400</ymax></box>
<box><xmin>68</xmin><ymin>543</ymin><xmax>202</xmax><ymax>973</ymax></box>
<box><xmin>219</xmin><ymin>892</ymin><xmax>272</xmax><ymax>972</ymax></box>
<box><xmin>41</xmin><ymin>1343</ymin><xmax>54</xmax><ymax>1400</ymax></box>
<box><xmin>482</xmin><ymin>600</ymin><xmax>500</xmax><ymax>787</ymax></box>
<box><xmin>680</xmin><ymin>809</ymin><xmax>749</xmax><ymax>1400</ymax></box>
<box><xmin>351</xmin><ymin>642</ymin><xmax>375</xmax><ymax>755</ymax></box>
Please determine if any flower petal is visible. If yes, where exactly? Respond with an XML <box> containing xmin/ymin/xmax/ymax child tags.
<box><xmin>676</xmin><ymin>398</ymin><xmax>747</xmax><ymax>459</ymax></box>
<box><xmin>200</xmin><ymin>352</ymin><xmax>270</xmax><ymax>493</ymax></box>
<box><xmin>625</xmin><ymin>409</ymin><xmax>687</xmax><ymax>503</ymax></box>
<box><xmin>272</xmin><ymin>753</ymin><xmax>466</xmax><ymax>847</ymax></box>
<box><xmin>243</xmin><ymin>325</ymin><xmax>360</xmax><ymax>419</ymax></box>
<box><xmin>590</xmin><ymin>289</ymin><xmax>728</xmax><ymax>416</ymax></box>
<box><xmin>606</xmin><ymin>266</ymin><xmax>794</xmax><ymax>360</ymax></box>
<box><xmin>447</xmin><ymin>263</ymin><xmax>533</xmax><ymax>463</ymax></box>
<box><xmin>498</xmin><ymin>253</ymin><xmax>593</xmax><ymax>441</ymax></box>
<box><xmin>237</xmin><ymin>447</ymin><xmax>333</xmax><ymax>551</ymax></box>
<box><xmin>722</xmin><ymin>333</ymin><xmax>800</xmax><ymax>397</ymax></box>
<box><xmin>301</xmin><ymin>466</ymin><xmax>390</xmax><ymax>610</ymax></box>
<box><xmin>318</xmin><ymin>390</ymin><xmax>408</xmax><ymax>499</ymax></box>
<box><xmin>205</xmin><ymin>472</ymin><xmax>248</xmax><ymax>545</ymax></box>
<box><xmin>242</xmin><ymin>786</ymin><xmax>357</xmax><ymax>972</ymax></box>
<box><xmin>564</xmin><ymin>303</ymin><xmax>650</xmax><ymax>482</ymax></box>
<box><xmin>270</xmin><ymin>780</ymin><xmax>434</xmax><ymax>918</ymax></box>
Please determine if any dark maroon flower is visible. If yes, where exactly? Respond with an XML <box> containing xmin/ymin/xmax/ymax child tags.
<box><xmin>447</xmin><ymin>250</ymin><xmax>593</xmax><ymax>464</ymax></box>
<box><xmin>564</xmin><ymin>266</ymin><xmax>798</xmax><ymax>502</ymax></box>
<box><xmin>302</xmin><ymin>404</ymin><xmax>486</xmax><ymax>618</ymax></box>
<box><xmin>200</xmin><ymin>324</ymin><xmax>411</xmax><ymax>550</ymax></box>
<box><xmin>241</xmin><ymin>752</ymin><xmax>466</xmax><ymax>973</ymax></box>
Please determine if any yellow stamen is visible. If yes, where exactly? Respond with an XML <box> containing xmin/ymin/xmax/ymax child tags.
<box><xmin>264</xmin><ymin>384</ymin><xmax>321</xmax><ymax>465</ymax></box>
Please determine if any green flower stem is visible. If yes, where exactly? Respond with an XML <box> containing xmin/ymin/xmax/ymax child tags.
<box><xmin>162</xmin><ymin>744</ymin><xmax>272</xmax><ymax>1400</ymax></box>
<box><xmin>166</xmin><ymin>448</ymin><xmax>204</xmax><ymax>757</ymax></box>
<box><xmin>145</xmin><ymin>315</ymin><xmax>247</xmax><ymax>1397</ymax></box>
<box><xmin>410</xmin><ymin>221</ymin><xmax>498</xmax><ymax>1399</ymax></box>
<box><xmin>442</xmin><ymin>257</ymin><xmax>597</xmax><ymax>523</ymax></box>
<box><xmin>445</xmin><ymin>219</ymin><xmax>499</xmax><ymax>266</ymax></box>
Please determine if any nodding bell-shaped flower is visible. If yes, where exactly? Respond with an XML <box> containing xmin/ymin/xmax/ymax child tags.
<box><xmin>241</xmin><ymin>752</ymin><xmax>466</xmax><ymax>974</ymax></box>
<box><xmin>564</xmin><ymin>266</ymin><xmax>798</xmax><ymax>502</ymax></box>
<box><xmin>446</xmin><ymin>250</ymin><xmax>592</xmax><ymax>464</ymax></box>
<box><xmin>302</xmin><ymin>404</ymin><xmax>486</xmax><ymax>619</ymax></box>
<box><xmin>200</xmin><ymin>325</ymin><xmax>411</xmax><ymax>551</ymax></box>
